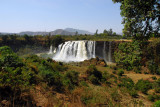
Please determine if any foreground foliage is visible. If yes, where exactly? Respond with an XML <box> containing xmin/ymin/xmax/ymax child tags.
<box><xmin>114</xmin><ymin>41</ymin><xmax>142</xmax><ymax>70</ymax></box>
<box><xmin>0</xmin><ymin>46</ymin><xmax>160</xmax><ymax>106</ymax></box>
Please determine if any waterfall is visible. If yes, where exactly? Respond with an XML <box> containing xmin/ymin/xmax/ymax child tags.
<box><xmin>48</xmin><ymin>45</ymin><xmax>53</xmax><ymax>54</ymax></box>
<box><xmin>53</xmin><ymin>41</ymin><xmax>96</xmax><ymax>62</ymax></box>
<box><xmin>108</xmin><ymin>41</ymin><xmax>112</xmax><ymax>62</ymax></box>
<box><xmin>103</xmin><ymin>41</ymin><xmax>107</xmax><ymax>62</ymax></box>
<box><xmin>53</xmin><ymin>48</ymin><xmax>57</xmax><ymax>54</ymax></box>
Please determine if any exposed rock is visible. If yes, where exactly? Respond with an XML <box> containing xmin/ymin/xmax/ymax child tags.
<box><xmin>80</xmin><ymin>57</ymin><xmax>107</xmax><ymax>67</ymax></box>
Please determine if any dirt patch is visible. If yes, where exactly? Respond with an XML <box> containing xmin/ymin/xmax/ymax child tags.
<box><xmin>124</xmin><ymin>73</ymin><xmax>160</xmax><ymax>83</ymax></box>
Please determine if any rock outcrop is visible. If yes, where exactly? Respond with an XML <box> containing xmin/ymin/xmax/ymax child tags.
<box><xmin>80</xmin><ymin>57</ymin><xmax>107</xmax><ymax>67</ymax></box>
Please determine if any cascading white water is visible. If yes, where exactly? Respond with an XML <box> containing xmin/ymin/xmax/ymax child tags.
<box><xmin>48</xmin><ymin>45</ymin><xmax>53</xmax><ymax>54</ymax></box>
<box><xmin>103</xmin><ymin>41</ymin><xmax>107</xmax><ymax>62</ymax></box>
<box><xmin>108</xmin><ymin>41</ymin><xmax>112</xmax><ymax>62</ymax></box>
<box><xmin>53</xmin><ymin>41</ymin><xmax>96</xmax><ymax>62</ymax></box>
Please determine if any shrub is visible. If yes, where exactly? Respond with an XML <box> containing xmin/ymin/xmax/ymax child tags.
<box><xmin>101</xmin><ymin>71</ymin><xmax>111</xmax><ymax>84</ymax></box>
<box><xmin>153</xmin><ymin>79</ymin><xmax>160</xmax><ymax>93</ymax></box>
<box><xmin>0</xmin><ymin>46</ymin><xmax>14</xmax><ymax>55</ymax></box>
<box><xmin>153</xmin><ymin>100</ymin><xmax>160</xmax><ymax>107</ymax></box>
<box><xmin>80</xmin><ymin>87</ymin><xmax>109</xmax><ymax>105</ymax></box>
<box><xmin>118</xmin><ymin>77</ymin><xmax>134</xmax><ymax>90</ymax></box>
<box><xmin>148</xmin><ymin>60</ymin><xmax>160</xmax><ymax>75</ymax></box>
<box><xmin>117</xmin><ymin>70</ymin><xmax>124</xmax><ymax>76</ymax></box>
<box><xmin>152</xmin><ymin>76</ymin><xmax>157</xmax><ymax>80</ymax></box>
<box><xmin>0</xmin><ymin>46</ymin><xmax>24</xmax><ymax>68</ymax></box>
<box><xmin>25</xmin><ymin>55</ymin><xmax>42</xmax><ymax>63</ymax></box>
<box><xmin>148</xmin><ymin>95</ymin><xmax>155</xmax><ymax>102</ymax></box>
<box><xmin>155</xmin><ymin>88</ymin><xmax>160</xmax><ymax>93</ymax></box>
<box><xmin>112</xmin><ymin>71</ymin><xmax>116</xmax><ymax>74</ymax></box>
<box><xmin>89</xmin><ymin>75</ymin><xmax>99</xmax><ymax>85</ymax></box>
<box><xmin>65</xmin><ymin>71</ymin><xmax>79</xmax><ymax>85</ymax></box>
<box><xmin>129</xmin><ymin>88</ymin><xmax>138</xmax><ymax>98</ymax></box>
<box><xmin>135</xmin><ymin>79</ymin><xmax>152</xmax><ymax>94</ymax></box>
<box><xmin>86</xmin><ymin>65</ymin><xmax>102</xmax><ymax>85</ymax></box>
<box><xmin>63</xmin><ymin>71</ymin><xmax>79</xmax><ymax>90</ymax></box>
<box><xmin>80</xmin><ymin>81</ymin><xmax>88</xmax><ymax>87</ymax></box>
<box><xmin>113</xmin><ymin>66</ymin><xmax>117</xmax><ymax>70</ymax></box>
<box><xmin>111</xmin><ymin>90</ymin><xmax>121</xmax><ymax>102</ymax></box>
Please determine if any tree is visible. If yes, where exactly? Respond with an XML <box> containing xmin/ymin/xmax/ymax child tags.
<box><xmin>24</xmin><ymin>34</ymin><xmax>31</xmax><ymax>42</ymax></box>
<box><xmin>0</xmin><ymin>46</ymin><xmax>34</xmax><ymax>105</ymax></box>
<box><xmin>114</xmin><ymin>41</ymin><xmax>142</xmax><ymax>70</ymax></box>
<box><xmin>95</xmin><ymin>29</ymin><xmax>98</xmax><ymax>36</ymax></box>
<box><xmin>10</xmin><ymin>34</ymin><xmax>17</xmax><ymax>44</ymax></box>
<box><xmin>103</xmin><ymin>29</ymin><xmax>107</xmax><ymax>34</ymax></box>
<box><xmin>1</xmin><ymin>35</ymin><xmax>8</xmax><ymax>44</ymax></box>
<box><xmin>108</xmin><ymin>28</ymin><xmax>113</xmax><ymax>35</ymax></box>
<box><xmin>45</xmin><ymin>35</ymin><xmax>51</xmax><ymax>46</ymax></box>
<box><xmin>112</xmin><ymin>0</ymin><xmax>160</xmax><ymax>40</ymax></box>
<box><xmin>52</xmin><ymin>35</ymin><xmax>64</xmax><ymax>47</ymax></box>
<box><xmin>75</xmin><ymin>31</ymin><xmax>78</xmax><ymax>36</ymax></box>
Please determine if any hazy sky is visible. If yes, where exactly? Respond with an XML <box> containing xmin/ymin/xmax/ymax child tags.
<box><xmin>0</xmin><ymin>0</ymin><xmax>123</xmax><ymax>33</ymax></box>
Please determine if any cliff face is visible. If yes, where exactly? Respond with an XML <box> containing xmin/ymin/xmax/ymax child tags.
<box><xmin>96</xmin><ymin>40</ymin><xmax>128</xmax><ymax>63</ymax></box>
<box><xmin>95</xmin><ymin>41</ymin><xmax>119</xmax><ymax>63</ymax></box>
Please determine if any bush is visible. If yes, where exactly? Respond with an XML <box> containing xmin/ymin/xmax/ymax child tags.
<box><xmin>118</xmin><ymin>77</ymin><xmax>134</xmax><ymax>90</ymax></box>
<box><xmin>148</xmin><ymin>60</ymin><xmax>160</xmax><ymax>75</ymax></box>
<box><xmin>86</xmin><ymin>65</ymin><xmax>102</xmax><ymax>85</ymax></box>
<box><xmin>152</xmin><ymin>76</ymin><xmax>157</xmax><ymax>80</ymax></box>
<box><xmin>63</xmin><ymin>71</ymin><xmax>79</xmax><ymax>90</ymax></box>
<box><xmin>112</xmin><ymin>71</ymin><xmax>116</xmax><ymax>74</ymax></box>
<box><xmin>101</xmin><ymin>71</ymin><xmax>112</xmax><ymax>85</ymax></box>
<box><xmin>148</xmin><ymin>95</ymin><xmax>155</xmax><ymax>102</ymax></box>
<box><xmin>111</xmin><ymin>90</ymin><xmax>121</xmax><ymax>102</ymax></box>
<box><xmin>153</xmin><ymin>79</ymin><xmax>160</xmax><ymax>93</ymax></box>
<box><xmin>147</xmin><ymin>39</ymin><xmax>160</xmax><ymax>75</ymax></box>
<box><xmin>129</xmin><ymin>89</ymin><xmax>138</xmax><ymax>98</ymax></box>
<box><xmin>155</xmin><ymin>88</ymin><xmax>160</xmax><ymax>93</ymax></box>
<box><xmin>135</xmin><ymin>79</ymin><xmax>152</xmax><ymax>94</ymax></box>
<box><xmin>0</xmin><ymin>46</ymin><xmax>24</xmax><ymax>68</ymax></box>
<box><xmin>117</xmin><ymin>70</ymin><xmax>124</xmax><ymax>76</ymax></box>
<box><xmin>80</xmin><ymin>81</ymin><xmax>88</xmax><ymax>87</ymax></box>
<box><xmin>153</xmin><ymin>100</ymin><xmax>160</xmax><ymax>107</ymax></box>
<box><xmin>89</xmin><ymin>75</ymin><xmax>99</xmax><ymax>85</ymax></box>
<box><xmin>80</xmin><ymin>87</ymin><xmax>109</xmax><ymax>105</ymax></box>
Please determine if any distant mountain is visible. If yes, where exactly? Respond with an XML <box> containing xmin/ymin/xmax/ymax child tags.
<box><xmin>19</xmin><ymin>29</ymin><xmax>75</xmax><ymax>36</ymax></box>
<box><xmin>19</xmin><ymin>31</ymin><xmax>49</xmax><ymax>36</ymax></box>
<box><xmin>0</xmin><ymin>28</ymin><xmax>93</xmax><ymax>36</ymax></box>
<box><xmin>0</xmin><ymin>32</ymin><xmax>16</xmax><ymax>35</ymax></box>
<box><xmin>50</xmin><ymin>29</ymin><xmax>75</xmax><ymax>35</ymax></box>
<box><xmin>64</xmin><ymin>28</ymin><xmax>93</xmax><ymax>35</ymax></box>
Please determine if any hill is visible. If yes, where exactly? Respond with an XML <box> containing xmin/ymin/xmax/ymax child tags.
<box><xmin>0</xmin><ymin>28</ymin><xmax>93</xmax><ymax>36</ymax></box>
<box><xmin>65</xmin><ymin>28</ymin><xmax>93</xmax><ymax>35</ymax></box>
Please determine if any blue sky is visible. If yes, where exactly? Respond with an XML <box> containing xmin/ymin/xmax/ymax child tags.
<box><xmin>0</xmin><ymin>0</ymin><xmax>123</xmax><ymax>33</ymax></box>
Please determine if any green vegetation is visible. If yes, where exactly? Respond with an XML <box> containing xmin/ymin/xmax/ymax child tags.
<box><xmin>153</xmin><ymin>100</ymin><xmax>160</xmax><ymax>107</ymax></box>
<box><xmin>0</xmin><ymin>44</ymin><xmax>160</xmax><ymax>106</ymax></box>
<box><xmin>114</xmin><ymin>41</ymin><xmax>142</xmax><ymax>70</ymax></box>
<box><xmin>112</xmin><ymin>0</ymin><xmax>159</xmax><ymax>40</ymax></box>
<box><xmin>117</xmin><ymin>69</ymin><xmax>124</xmax><ymax>76</ymax></box>
<box><xmin>0</xmin><ymin>0</ymin><xmax>159</xmax><ymax>106</ymax></box>
<box><xmin>135</xmin><ymin>79</ymin><xmax>152</xmax><ymax>94</ymax></box>
<box><xmin>86</xmin><ymin>65</ymin><xmax>102</xmax><ymax>85</ymax></box>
